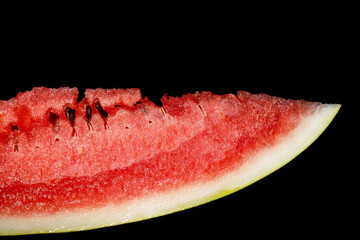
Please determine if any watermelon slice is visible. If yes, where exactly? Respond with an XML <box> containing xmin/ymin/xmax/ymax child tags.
<box><xmin>0</xmin><ymin>87</ymin><xmax>340</xmax><ymax>235</ymax></box>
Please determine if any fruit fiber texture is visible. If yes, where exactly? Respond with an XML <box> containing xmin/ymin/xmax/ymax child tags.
<box><xmin>0</xmin><ymin>87</ymin><xmax>340</xmax><ymax>235</ymax></box>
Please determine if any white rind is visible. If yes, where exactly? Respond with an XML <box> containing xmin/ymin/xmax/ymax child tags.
<box><xmin>0</xmin><ymin>104</ymin><xmax>340</xmax><ymax>235</ymax></box>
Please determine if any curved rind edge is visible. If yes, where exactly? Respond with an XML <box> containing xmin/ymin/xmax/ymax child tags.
<box><xmin>0</xmin><ymin>104</ymin><xmax>341</xmax><ymax>235</ymax></box>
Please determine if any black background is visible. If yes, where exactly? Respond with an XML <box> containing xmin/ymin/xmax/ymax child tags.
<box><xmin>1</xmin><ymin>4</ymin><xmax>358</xmax><ymax>239</ymax></box>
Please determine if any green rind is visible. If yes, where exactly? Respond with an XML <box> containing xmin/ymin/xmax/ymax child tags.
<box><xmin>0</xmin><ymin>104</ymin><xmax>340</xmax><ymax>235</ymax></box>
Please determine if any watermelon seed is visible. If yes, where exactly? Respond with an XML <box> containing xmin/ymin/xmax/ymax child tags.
<box><xmin>86</xmin><ymin>105</ymin><xmax>93</xmax><ymax>131</ymax></box>
<box><xmin>86</xmin><ymin>105</ymin><xmax>92</xmax><ymax>122</ymax></box>
<box><xmin>95</xmin><ymin>101</ymin><xmax>108</xmax><ymax>118</ymax></box>
<box><xmin>65</xmin><ymin>107</ymin><xmax>76</xmax><ymax>124</ymax></box>
<box><xmin>11</xmin><ymin>124</ymin><xmax>19</xmax><ymax>131</ymax></box>
<box><xmin>65</xmin><ymin>107</ymin><xmax>77</xmax><ymax>136</ymax></box>
<box><xmin>95</xmin><ymin>101</ymin><xmax>109</xmax><ymax>129</ymax></box>
<box><xmin>14</xmin><ymin>144</ymin><xmax>19</xmax><ymax>152</ymax></box>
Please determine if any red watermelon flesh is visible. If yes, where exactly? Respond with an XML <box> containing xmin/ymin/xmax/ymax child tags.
<box><xmin>0</xmin><ymin>87</ymin><xmax>340</xmax><ymax>235</ymax></box>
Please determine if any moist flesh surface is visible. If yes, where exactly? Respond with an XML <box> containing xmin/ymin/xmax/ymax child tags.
<box><xmin>0</xmin><ymin>88</ymin><xmax>318</xmax><ymax>216</ymax></box>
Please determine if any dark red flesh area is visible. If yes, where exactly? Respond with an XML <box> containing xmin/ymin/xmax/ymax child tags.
<box><xmin>0</xmin><ymin>88</ymin><xmax>317</xmax><ymax>216</ymax></box>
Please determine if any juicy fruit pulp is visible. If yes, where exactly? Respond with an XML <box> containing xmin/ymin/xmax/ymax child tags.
<box><xmin>0</xmin><ymin>88</ymin><xmax>340</xmax><ymax>235</ymax></box>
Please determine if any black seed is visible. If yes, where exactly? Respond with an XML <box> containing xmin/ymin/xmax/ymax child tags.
<box><xmin>49</xmin><ymin>112</ymin><xmax>59</xmax><ymax>126</ymax></box>
<box><xmin>86</xmin><ymin>105</ymin><xmax>92</xmax><ymax>123</ymax></box>
<box><xmin>65</xmin><ymin>107</ymin><xmax>76</xmax><ymax>122</ymax></box>
<box><xmin>114</xmin><ymin>105</ymin><xmax>121</xmax><ymax>107</ymax></box>
<box><xmin>11</xmin><ymin>124</ymin><xmax>19</xmax><ymax>131</ymax></box>
<box><xmin>86</xmin><ymin>105</ymin><xmax>93</xmax><ymax>131</ymax></box>
<box><xmin>95</xmin><ymin>101</ymin><xmax>108</xmax><ymax>118</ymax></box>
<box><xmin>65</xmin><ymin>107</ymin><xmax>76</xmax><ymax>135</ymax></box>
<box><xmin>95</xmin><ymin>101</ymin><xmax>109</xmax><ymax>129</ymax></box>
<box><xmin>14</xmin><ymin>144</ymin><xmax>19</xmax><ymax>152</ymax></box>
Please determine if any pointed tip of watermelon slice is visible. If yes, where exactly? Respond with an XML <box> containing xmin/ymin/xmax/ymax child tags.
<box><xmin>0</xmin><ymin>100</ymin><xmax>340</xmax><ymax>235</ymax></box>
